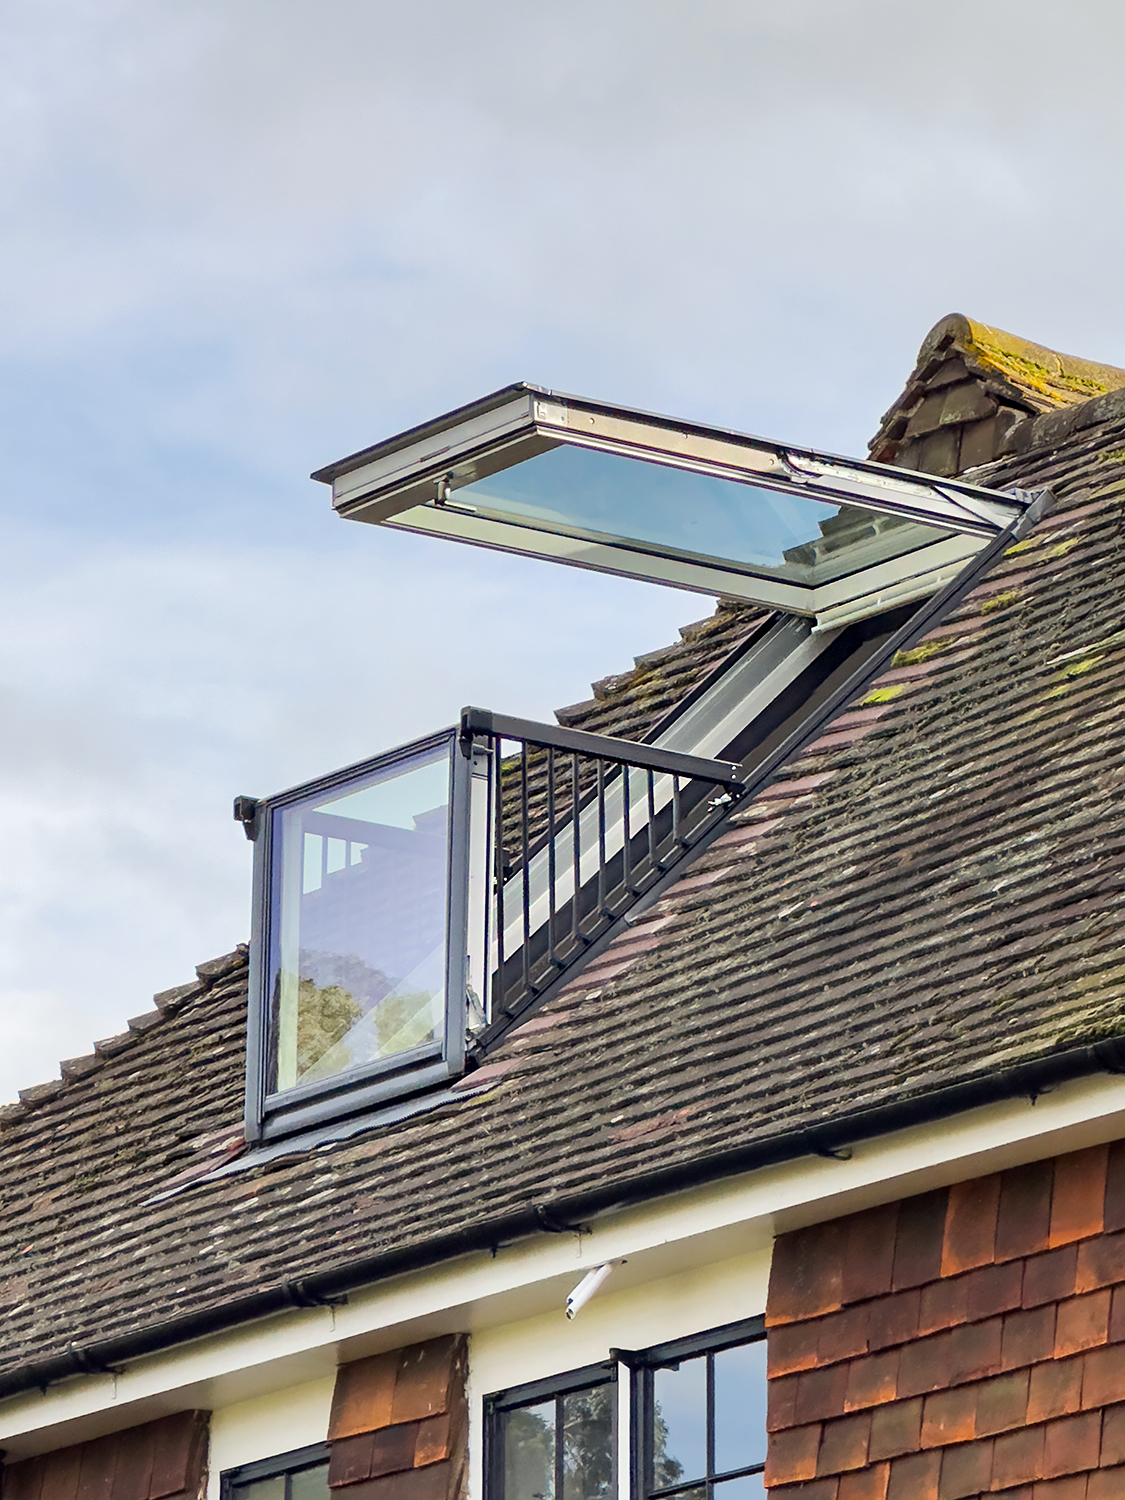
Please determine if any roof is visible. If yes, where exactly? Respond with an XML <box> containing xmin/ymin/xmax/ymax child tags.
<box><xmin>5</xmin><ymin>318</ymin><xmax>1125</xmax><ymax>1394</ymax></box>
<box><xmin>869</xmin><ymin>312</ymin><xmax>1125</xmax><ymax>476</ymax></box>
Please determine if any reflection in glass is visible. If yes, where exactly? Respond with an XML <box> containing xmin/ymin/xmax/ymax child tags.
<box><xmin>269</xmin><ymin>742</ymin><xmax>452</xmax><ymax>1094</ymax></box>
<box><xmin>652</xmin><ymin>1358</ymin><xmax>707</xmax><ymax>1488</ymax></box>
<box><xmin>453</xmin><ymin>444</ymin><xmax>945</xmax><ymax>585</ymax></box>
<box><xmin>713</xmin><ymin>1342</ymin><xmax>768</xmax><ymax>1474</ymax></box>
<box><xmin>505</xmin><ymin>1400</ymin><xmax>556</xmax><ymax>1500</ymax></box>
<box><xmin>231</xmin><ymin>1469</ymin><xmax>329</xmax><ymax>1500</ymax></box>
<box><xmin>713</xmin><ymin>1476</ymin><xmax>765</xmax><ymax>1500</ymax></box>
<box><xmin>561</xmin><ymin>1385</ymin><xmax>614</xmax><ymax>1500</ymax></box>
<box><xmin>289</xmin><ymin>1465</ymin><xmax>332</xmax><ymax>1500</ymax></box>
<box><xmin>232</xmin><ymin>1479</ymin><xmax>286</xmax><ymax>1500</ymax></box>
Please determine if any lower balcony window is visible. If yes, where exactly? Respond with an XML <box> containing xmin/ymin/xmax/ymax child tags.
<box><xmin>244</xmin><ymin>727</ymin><xmax>480</xmax><ymax>1143</ymax></box>
<box><xmin>269</xmin><ymin>735</ymin><xmax>453</xmax><ymax>1093</ymax></box>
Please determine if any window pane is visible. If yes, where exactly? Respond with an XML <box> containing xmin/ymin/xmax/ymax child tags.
<box><xmin>504</xmin><ymin>1400</ymin><xmax>556</xmax><ymax>1500</ymax></box>
<box><xmin>713</xmin><ymin>1475</ymin><xmax>765</xmax><ymax>1500</ymax></box>
<box><xmin>455</xmin><ymin>443</ymin><xmax>946</xmax><ymax>585</ymax></box>
<box><xmin>269</xmin><ymin>742</ymin><xmax>452</xmax><ymax>1093</ymax></box>
<box><xmin>651</xmin><ymin>1358</ymin><xmax>706</xmax><ymax>1489</ymax></box>
<box><xmin>561</xmin><ymin>1385</ymin><xmax>613</xmax><ymax>1500</ymax></box>
<box><xmin>289</xmin><ymin>1463</ymin><xmax>331</xmax><ymax>1500</ymax></box>
<box><xmin>713</xmin><ymin>1342</ymin><xmax>768</xmax><ymax>1474</ymax></box>
<box><xmin>231</xmin><ymin>1481</ymin><xmax>286</xmax><ymax>1500</ymax></box>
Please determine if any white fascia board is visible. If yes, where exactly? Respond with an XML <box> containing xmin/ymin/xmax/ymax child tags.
<box><xmin>4</xmin><ymin>1070</ymin><xmax>1125</xmax><ymax>1458</ymax></box>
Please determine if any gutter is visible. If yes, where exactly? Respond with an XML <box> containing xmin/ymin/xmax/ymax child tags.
<box><xmin>3</xmin><ymin>1031</ymin><xmax>1124</xmax><ymax>1403</ymax></box>
<box><xmin>0</xmin><ymin>485</ymin><xmax>1070</xmax><ymax>1403</ymax></box>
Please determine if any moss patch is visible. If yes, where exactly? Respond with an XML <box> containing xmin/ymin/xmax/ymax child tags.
<box><xmin>892</xmin><ymin>638</ymin><xmax>950</xmax><ymax>668</ymax></box>
<box><xmin>1004</xmin><ymin>536</ymin><xmax>1043</xmax><ymax>558</ymax></box>
<box><xmin>860</xmin><ymin>684</ymin><xmax>905</xmax><ymax>706</ymax></box>
<box><xmin>981</xmin><ymin>588</ymin><xmax>1021</xmax><ymax>614</ymax></box>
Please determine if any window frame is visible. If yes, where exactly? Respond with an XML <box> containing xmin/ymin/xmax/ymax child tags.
<box><xmin>219</xmin><ymin>1441</ymin><xmax>330</xmax><ymax>1498</ymax></box>
<box><xmin>244</xmin><ymin>725</ymin><xmax>481</xmax><ymax>1144</ymax></box>
<box><xmin>484</xmin><ymin>1360</ymin><xmax>618</xmax><ymax>1500</ymax></box>
<box><xmin>313</xmin><ymin>382</ymin><xmax>1034</xmax><ymax>630</ymax></box>
<box><xmin>625</xmin><ymin>1316</ymin><xmax>767</xmax><ymax>1500</ymax></box>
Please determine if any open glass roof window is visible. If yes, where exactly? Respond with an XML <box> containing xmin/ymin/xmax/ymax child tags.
<box><xmin>312</xmin><ymin>384</ymin><xmax>1033</xmax><ymax>630</ymax></box>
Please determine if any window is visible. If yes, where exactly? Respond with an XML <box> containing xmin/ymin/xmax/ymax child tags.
<box><xmin>220</xmin><ymin>1443</ymin><xmax>330</xmax><ymax>1500</ymax></box>
<box><xmin>313</xmin><ymin>383</ymin><xmax>1032</xmax><ymax>631</ymax></box>
<box><xmin>631</xmin><ymin>1319</ymin><xmax>767</xmax><ymax>1500</ymax></box>
<box><xmin>485</xmin><ymin>1363</ymin><xmax>617</xmax><ymax>1500</ymax></box>
<box><xmin>243</xmin><ymin>727</ymin><xmax>488</xmax><ymax>1143</ymax></box>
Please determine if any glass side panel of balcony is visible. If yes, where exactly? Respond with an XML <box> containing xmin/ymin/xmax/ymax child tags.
<box><xmin>446</xmin><ymin>443</ymin><xmax>950</xmax><ymax>585</ymax></box>
<box><xmin>266</xmin><ymin>741</ymin><xmax>452</xmax><ymax>1095</ymax></box>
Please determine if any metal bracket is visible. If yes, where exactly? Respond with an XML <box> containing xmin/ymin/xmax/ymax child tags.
<box><xmin>534</xmin><ymin>1203</ymin><xmax>589</xmax><ymax>1235</ymax></box>
<box><xmin>65</xmin><ymin>1342</ymin><xmax>122</xmax><ymax>1378</ymax></box>
<box><xmin>278</xmin><ymin>1277</ymin><xmax>348</xmax><ymax>1310</ymax></box>
<box><xmin>232</xmin><ymin>795</ymin><xmax>259</xmax><ymax>841</ymax></box>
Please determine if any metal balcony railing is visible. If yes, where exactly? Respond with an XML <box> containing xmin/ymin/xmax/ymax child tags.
<box><xmin>458</xmin><ymin>709</ymin><xmax>747</xmax><ymax>1047</ymax></box>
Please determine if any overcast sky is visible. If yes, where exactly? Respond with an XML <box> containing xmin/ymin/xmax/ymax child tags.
<box><xmin>2</xmin><ymin>0</ymin><xmax>1123</xmax><ymax>1102</ymax></box>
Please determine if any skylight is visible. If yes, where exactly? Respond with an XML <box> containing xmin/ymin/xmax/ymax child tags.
<box><xmin>312</xmin><ymin>384</ymin><xmax>1033</xmax><ymax>630</ymax></box>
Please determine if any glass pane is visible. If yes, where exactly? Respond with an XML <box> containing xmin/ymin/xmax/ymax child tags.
<box><xmin>505</xmin><ymin>1400</ymin><xmax>556</xmax><ymax>1500</ymax></box>
<box><xmin>713</xmin><ymin>1342</ymin><xmax>768</xmax><ymax>1475</ymax></box>
<box><xmin>561</xmin><ymin>1384</ymin><xmax>614</xmax><ymax>1500</ymax></box>
<box><xmin>289</xmin><ymin>1463</ymin><xmax>331</xmax><ymax>1500</ymax></box>
<box><xmin>231</xmin><ymin>1480</ymin><xmax>286</xmax><ymax>1500</ymax></box>
<box><xmin>713</xmin><ymin>1475</ymin><xmax>765</xmax><ymax>1500</ymax></box>
<box><xmin>651</xmin><ymin>1358</ymin><xmax>706</xmax><ymax>1490</ymax></box>
<box><xmin>453</xmin><ymin>444</ymin><xmax>946</xmax><ymax>585</ymax></box>
<box><xmin>269</xmin><ymin>740</ymin><xmax>452</xmax><ymax>1093</ymax></box>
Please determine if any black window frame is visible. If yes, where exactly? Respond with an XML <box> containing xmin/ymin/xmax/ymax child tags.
<box><xmin>220</xmin><ymin>1441</ymin><xmax>331</xmax><ymax>1499</ymax></box>
<box><xmin>625</xmin><ymin>1316</ymin><xmax>767</xmax><ymax>1500</ymax></box>
<box><xmin>244</xmin><ymin>725</ymin><xmax>483</xmax><ymax>1144</ymax></box>
<box><xmin>484</xmin><ymin>1360</ymin><xmax>618</xmax><ymax>1500</ymax></box>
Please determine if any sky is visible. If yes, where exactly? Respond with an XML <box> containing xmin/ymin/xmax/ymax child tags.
<box><xmin>2</xmin><ymin>0</ymin><xmax>1124</xmax><ymax>1102</ymax></box>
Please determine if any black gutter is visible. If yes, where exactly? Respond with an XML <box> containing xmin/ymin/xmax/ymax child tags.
<box><xmin>3</xmin><ymin>1030</ymin><xmax>1125</xmax><ymax>1403</ymax></box>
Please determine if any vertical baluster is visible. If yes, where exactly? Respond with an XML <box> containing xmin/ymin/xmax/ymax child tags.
<box><xmin>520</xmin><ymin>740</ymin><xmax>531</xmax><ymax>998</ymax></box>
<box><xmin>546</xmin><ymin>748</ymin><xmax>557</xmax><ymax>968</ymax></box>
<box><xmin>646</xmin><ymin>769</ymin><xmax>656</xmax><ymax>876</ymax></box>
<box><xmin>494</xmin><ymin>734</ymin><xmax>505</xmax><ymax>1015</ymax></box>
<box><xmin>597</xmin><ymin>760</ymin><xmax>607</xmax><ymax>918</ymax></box>
<box><xmin>672</xmin><ymin>774</ymin><xmax>682</xmax><ymax>849</ymax></box>
<box><xmin>571</xmin><ymin>752</ymin><xmax>582</xmax><ymax>943</ymax></box>
<box><xmin>622</xmin><ymin>765</ymin><xmax>632</xmax><ymax>895</ymax></box>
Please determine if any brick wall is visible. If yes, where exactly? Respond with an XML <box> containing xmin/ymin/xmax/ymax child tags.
<box><xmin>765</xmin><ymin>1143</ymin><xmax>1125</xmax><ymax>1499</ymax></box>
